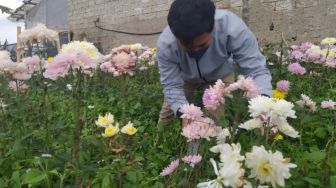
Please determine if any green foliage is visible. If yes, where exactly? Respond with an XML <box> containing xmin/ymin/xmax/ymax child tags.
<box><xmin>0</xmin><ymin>44</ymin><xmax>336</xmax><ymax>187</ymax></box>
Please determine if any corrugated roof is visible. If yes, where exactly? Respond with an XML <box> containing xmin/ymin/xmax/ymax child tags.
<box><xmin>7</xmin><ymin>0</ymin><xmax>42</xmax><ymax>22</ymax></box>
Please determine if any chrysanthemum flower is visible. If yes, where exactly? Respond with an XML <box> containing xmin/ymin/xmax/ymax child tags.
<box><xmin>245</xmin><ymin>146</ymin><xmax>297</xmax><ymax>187</ymax></box>
<box><xmin>121</xmin><ymin>121</ymin><xmax>137</xmax><ymax>135</ymax></box>
<box><xmin>160</xmin><ymin>159</ymin><xmax>180</xmax><ymax>176</ymax></box>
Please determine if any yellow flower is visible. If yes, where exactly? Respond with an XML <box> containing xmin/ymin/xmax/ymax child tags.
<box><xmin>102</xmin><ymin>124</ymin><xmax>119</xmax><ymax>137</ymax></box>
<box><xmin>274</xmin><ymin>134</ymin><xmax>283</xmax><ymax>141</ymax></box>
<box><xmin>321</xmin><ymin>48</ymin><xmax>336</xmax><ymax>57</ymax></box>
<box><xmin>95</xmin><ymin>113</ymin><xmax>114</xmax><ymax>127</ymax></box>
<box><xmin>152</xmin><ymin>48</ymin><xmax>157</xmax><ymax>53</ymax></box>
<box><xmin>121</xmin><ymin>121</ymin><xmax>137</xmax><ymax>135</ymax></box>
<box><xmin>321</xmin><ymin>37</ymin><xmax>336</xmax><ymax>46</ymax></box>
<box><xmin>273</xmin><ymin>89</ymin><xmax>286</xmax><ymax>99</ymax></box>
<box><xmin>47</xmin><ymin>57</ymin><xmax>54</xmax><ymax>63</ymax></box>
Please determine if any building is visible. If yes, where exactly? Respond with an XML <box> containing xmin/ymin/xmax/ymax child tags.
<box><xmin>8</xmin><ymin>0</ymin><xmax>68</xmax><ymax>30</ymax></box>
<box><xmin>68</xmin><ymin>0</ymin><xmax>336</xmax><ymax>53</ymax></box>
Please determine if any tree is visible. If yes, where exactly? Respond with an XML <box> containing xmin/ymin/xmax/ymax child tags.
<box><xmin>0</xmin><ymin>5</ymin><xmax>12</xmax><ymax>14</ymax></box>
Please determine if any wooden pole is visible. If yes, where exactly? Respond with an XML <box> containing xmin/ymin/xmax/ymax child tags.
<box><xmin>16</xmin><ymin>26</ymin><xmax>22</xmax><ymax>62</ymax></box>
<box><xmin>54</xmin><ymin>26</ymin><xmax>61</xmax><ymax>53</ymax></box>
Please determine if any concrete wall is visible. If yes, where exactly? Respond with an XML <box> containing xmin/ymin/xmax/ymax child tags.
<box><xmin>68</xmin><ymin>0</ymin><xmax>336</xmax><ymax>53</ymax></box>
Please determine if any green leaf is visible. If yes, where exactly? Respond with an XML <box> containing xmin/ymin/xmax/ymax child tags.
<box><xmin>22</xmin><ymin>169</ymin><xmax>47</xmax><ymax>185</ymax></box>
<box><xmin>152</xmin><ymin>182</ymin><xmax>164</xmax><ymax>188</ymax></box>
<box><xmin>303</xmin><ymin>177</ymin><xmax>322</xmax><ymax>186</ymax></box>
<box><xmin>48</xmin><ymin>169</ymin><xmax>59</xmax><ymax>176</ymax></box>
<box><xmin>314</xmin><ymin>127</ymin><xmax>328</xmax><ymax>138</ymax></box>
<box><xmin>330</xmin><ymin>176</ymin><xmax>336</xmax><ymax>188</ymax></box>
<box><xmin>126</xmin><ymin>171</ymin><xmax>137</xmax><ymax>183</ymax></box>
<box><xmin>11</xmin><ymin>170</ymin><xmax>20</xmax><ymax>188</ymax></box>
<box><xmin>126</xmin><ymin>171</ymin><xmax>142</xmax><ymax>183</ymax></box>
<box><xmin>135</xmin><ymin>156</ymin><xmax>144</xmax><ymax>162</ymax></box>
<box><xmin>102</xmin><ymin>175</ymin><xmax>111</xmax><ymax>187</ymax></box>
<box><xmin>304</xmin><ymin>150</ymin><xmax>326</xmax><ymax>163</ymax></box>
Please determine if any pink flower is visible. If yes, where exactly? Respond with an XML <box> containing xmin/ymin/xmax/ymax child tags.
<box><xmin>275</xmin><ymin>51</ymin><xmax>282</xmax><ymax>58</ymax></box>
<box><xmin>181</xmin><ymin>117</ymin><xmax>220</xmax><ymax>142</ymax></box>
<box><xmin>180</xmin><ymin>103</ymin><xmax>203</xmax><ymax>120</ymax></box>
<box><xmin>43</xmin><ymin>52</ymin><xmax>77</xmax><ymax>80</ymax></box>
<box><xmin>160</xmin><ymin>159</ymin><xmax>180</xmax><ymax>176</ymax></box>
<box><xmin>139</xmin><ymin>65</ymin><xmax>148</xmax><ymax>71</ymax></box>
<box><xmin>226</xmin><ymin>76</ymin><xmax>260</xmax><ymax>98</ymax></box>
<box><xmin>306</xmin><ymin>51</ymin><xmax>321</xmax><ymax>62</ymax></box>
<box><xmin>8</xmin><ymin>81</ymin><xmax>29</xmax><ymax>92</ymax></box>
<box><xmin>290</xmin><ymin>45</ymin><xmax>299</xmax><ymax>50</ymax></box>
<box><xmin>12</xmin><ymin>63</ymin><xmax>31</xmax><ymax>80</ymax></box>
<box><xmin>181</xmin><ymin>122</ymin><xmax>201</xmax><ymax>141</ymax></box>
<box><xmin>321</xmin><ymin>100</ymin><xmax>335</xmax><ymax>110</ymax></box>
<box><xmin>112</xmin><ymin>52</ymin><xmax>136</xmax><ymax>71</ymax></box>
<box><xmin>325</xmin><ymin>57</ymin><xmax>336</xmax><ymax>68</ymax></box>
<box><xmin>276</xmin><ymin>80</ymin><xmax>290</xmax><ymax>93</ymax></box>
<box><xmin>300</xmin><ymin>42</ymin><xmax>313</xmax><ymax>52</ymax></box>
<box><xmin>182</xmin><ymin>154</ymin><xmax>202</xmax><ymax>168</ymax></box>
<box><xmin>100</xmin><ymin>62</ymin><xmax>114</xmax><ymax>73</ymax></box>
<box><xmin>288</xmin><ymin>63</ymin><xmax>306</xmax><ymax>75</ymax></box>
<box><xmin>77</xmin><ymin>53</ymin><xmax>95</xmax><ymax>70</ymax></box>
<box><xmin>111</xmin><ymin>45</ymin><xmax>131</xmax><ymax>55</ymax></box>
<box><xmin>288</xmin><ymin>50</ymin><xmax>305</xmax><ymax>61</ymax></box>
<box><xmin>203</xmin><ymin>86</ymin><xmax>224</xmax><ymax>111</ymax></box>
<box><xmin>22</xmin><ymin>55</ymin><xmax>40</xmax><ymax>73</ymax></box>
<box><xmin>102</xmin><ymin>51</ymin><xmax>136</xmax><ymax>76</ymax></box>
<box><xmin>195</xmin><ymin>117</ymin><xmax>221</xmax><ymax>140</ymax></box>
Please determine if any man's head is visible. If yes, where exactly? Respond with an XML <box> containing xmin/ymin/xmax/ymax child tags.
<box><xmin>168</xmin><ymin>0</ymin><xmax>215</xmax><ymax>52</ymax></box>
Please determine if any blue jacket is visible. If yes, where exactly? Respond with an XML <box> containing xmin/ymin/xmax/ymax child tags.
<box><xmin>157</xmin><ymin>10</ymin><xmax>273</xmax><ymax>114</ymax></box>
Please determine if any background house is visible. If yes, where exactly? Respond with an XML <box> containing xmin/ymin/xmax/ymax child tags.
<box><xmin>68</xmin><ymin>0</ymin><xmax>336</xmax><ymax>53</ymax></box>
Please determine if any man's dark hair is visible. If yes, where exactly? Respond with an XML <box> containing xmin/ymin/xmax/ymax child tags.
<box><xmin>168</xmin><ymin>0</ymin><xmax>215</xmax><ymax>48</ymax></box>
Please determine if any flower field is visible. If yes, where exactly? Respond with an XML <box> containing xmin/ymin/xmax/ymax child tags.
<box><xmin>0</xmin><ymin>25</ymin><xmax>335</xmax><ymax>187</ymax></box>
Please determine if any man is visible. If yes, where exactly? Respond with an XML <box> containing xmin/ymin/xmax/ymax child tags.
<box><xmin>157</xmin><ymin>0</ymin><xmax>272</xmax><ymax>126</ymax></box>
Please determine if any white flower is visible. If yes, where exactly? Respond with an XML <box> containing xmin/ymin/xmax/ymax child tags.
<box><xmin>41</xmin><ymin>153</ymin><xmax>52</xmax><ymax>158</ymax></box>
<box><xmin>245</xmin><ymin>146</ymin><xmax>297</xmax><ymax>187</ymax></box>
<box><xmin>210</xmin><ymin>143</ymin><xmax>245</xmax><ymax>163</ymax></box>
<box><xmin>66</xmin><ymin>84</ymin><xmax>72</xmax><ymax>90</ymax></box>
<box><xmin>129</xmin><ymin>43</ymin><xmax>143</xmax><ymax>51</ymax></box>
<box><xmin>197</xmin><ymin>158</ymin><xmax>244</xmax><ymax>188</ymax></box>
<box><xmin>0</xmin><ymin>99</ymin><xmax>8</xmax><ymax>109</ymax></box>
<box><xmin>275</xmin><ymin>119</ymin><xmax>300</xmax><ymax>138</ymax></box>
<box><xmin>307</xmin><ymin>45</ymin><xmax>322</xmax><ymax>54</ymax></box>
<box><xmin>243</xmin><ymin>181</ymin><xmax>269</xmax><ymax>188</ymax></box>
<box><xmin>88</xmin><ymin>105</ymin><xmax>95</xmax><ymax>109</ymax></box>
<box><xmin>321</xmin><ymin>37</ymin><xmax>336</xmax><ymax>46</ymax></box>
<box><xmin>61</xmin><ymin>41</ymin><xmax>103</xmax><ymax>64</ymax></box>
<box><xmin>95</xmin><ymin>113</ymin><xmax>114</xmax><ymax>127</ymax></box>
<box><xmin>296</xmin><ymin>94</ymin><xmax>317</xmax><ymax>112</ymax></box>
<box><xmin>248</xmin><ymin>96</ymin><xmax>274</xmax><ymax>118</ymax></box>
<box><xmin>19</xmin><ymin>23</ymin><xmax>58</xmax><ymax>44</ymax></box>
<box><xmin>121</xmin><ymin>121</ymin><xmax>137</xmax><ymax>135</ymax></box>
<box><xmin>239</xmin><ymin>118</ymin><xmax>263</xmax><ymax>130</ymax></box>
<box><xmin>216</xmin><ymin>128</ymin><xmax>231</xmax><ymax>144</ymax></box>
<box><xmin>0</xmin><ymin>50</ymin><xmax>11</xmax><ymax>61</ymax></box>
<box><xmin>272</xmin><ymin>99</ymin><xmax>296</xmax><ymax>119</ymax></box>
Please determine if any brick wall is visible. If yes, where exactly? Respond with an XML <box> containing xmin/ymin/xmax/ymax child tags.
<box><xmin>68</xmin><ymin>0</ymin><xmax>336</xmax><ymax>53</ymax></box>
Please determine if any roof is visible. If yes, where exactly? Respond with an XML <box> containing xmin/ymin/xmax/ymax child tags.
<box><xmin>7</xmin><ymin>0</ymin><xmax>42</xmax><ymax>22</ymax></box>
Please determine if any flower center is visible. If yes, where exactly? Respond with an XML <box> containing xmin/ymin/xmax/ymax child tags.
<box><xmin>259</xmin><ymin>161</ymin><xmax>272</xmax><ymax>176</ymax></box>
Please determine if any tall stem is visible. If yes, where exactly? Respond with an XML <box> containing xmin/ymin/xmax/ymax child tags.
<box><xmin>120</xmin><ymin>75</ymin><xmax>127</xmax><ymax>126</ymax></box>
<box><xmin>71</xmin><ymin>71</ymin><xmax>85</xmax><ymax>187</ymax></box>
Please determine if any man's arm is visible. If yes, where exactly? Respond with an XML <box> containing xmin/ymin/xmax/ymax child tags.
<box><xmin>226</xmin><ymin>14</ymin><xmax>273</xmax><ymax>97</ymax></box>
<box><xmin>157</xmin><ymin>47</ymin><xmax>188</xmax><ymax>115</ymax></box>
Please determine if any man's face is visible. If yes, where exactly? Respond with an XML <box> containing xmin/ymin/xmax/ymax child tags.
<box><xmin>179</xmin><ymin>32</ymin><xmax>212</xmax><ymax>52</ymax></box>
